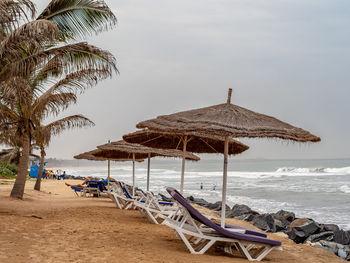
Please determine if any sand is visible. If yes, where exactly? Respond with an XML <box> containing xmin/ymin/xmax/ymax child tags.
<box><xmin>0</xmin><ymin>179</ymin><xmax>344</xmax><ymax>263</ymax></box>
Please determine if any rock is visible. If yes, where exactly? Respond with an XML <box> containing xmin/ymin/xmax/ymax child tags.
<box><xmin>226</xmin><ymin>204</ymin><xmax>252</xmax><ymax>218</ymax></box>
<box><xmin>275</xmin><ymin>210</ymin><xmax>295</xmax><ymax>222</ymax></box>
<box><xmin>274</xmin><ymin>218</ymin><xmax>290</xmax><ymax>232</ymax></box>
<box><xmin>333</xmin><ymin>230</ymin><xmax>350</xmax><ymax>245</ymax></box>
<box><xmin>289</xmin><ymin>218</ymin><xmax>311</xmax><ymax>231</ymax></box>
<box><xmin>338</xmin><ymin>248</ymin><xmax>347</xmax><ymax>259</ymax></box>
<box><xmin>236</xmin><ymin>214</ymin><xmax>256</xmax><ymax>222</ymax></box>
<box><xmin>288</xmin><ymin>220</ymin><xmax>321</xmax><ymax>243</ymax></box>
<box><xmin>305</xmin><ymin>231</ymin><xmax>335</xmax><ymax>243</ymax></box>
<box><xmin>288</xmin><ymin>228</ymin><xmax>307</xmax><ymax>243</ymax></box>
<box><xmin>206</xmin><ymin>201</ymin><xmax>230</xmax><ymax>212</ymax></box>
<box><xmin>319</xmin><ymin>240</ymin><xmax>338</xmax><ymax>250</ymax></box>
<box><xmin>159</xmin><ymin>193</ymin><xmax>172</xmax><ymax>202</ymax></box>
<box><xmin>252</xmin><ymin>214</ymin><xmax>276</xmax><ymax>232</ymax></box>
<box><xmin>323</xmin><ymin>224</ymin><xmax>340</xmax><ymax>232</ymax></box>
<box><xmin>187</xmin><ymin>196</ymin><xmax>209</xmax><ymax>207</ymax></box>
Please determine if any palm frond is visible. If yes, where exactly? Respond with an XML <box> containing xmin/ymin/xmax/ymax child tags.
<box><xmin>32</xmin><ymin>92</ymin><xmax>77</xmax><ymax>118</ymax></box>
<box><xmin>0</xmin><ymin>0</ymin><xmax>36</xmax><ymax>38</ymax></box>
<box><xmin>1</xmin><ymin>42</ymin><xmax>117</xmax><ymax>80</ymax></box>
<box><xmin>38</xmin><ymin>0</ymin><xmax>117</xmax><ymax>39</ymax></box>
<box><xmin>33</xmin><ymin>114</ymin><xmax>94</xmax><ymax>147</ymax></box>
<box><xmin>45</xmin><ymin>114</ymin><xmax>94</xmax><ymax>136</ymax></box>
<box><xmin>0</xmin><ymin>19</ymin><xmax>59</xmax><ymax>59</ymax></box>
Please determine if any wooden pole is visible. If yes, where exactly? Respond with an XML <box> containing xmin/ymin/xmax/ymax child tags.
<box><xmin>221</xmin><ymin>136</ymin><xmax>229</xmax><ymax>227</ymax></box>
<box><xmin>147</xmin><ymin>153</ymin><xmax>151</xmax><ymax>191</ymax></box>
<box><xmin>107</xmin><ymin>159</ymin><xmax>110</xmax><ymax>190</ymax></box>
<box><xmin>180</xmin><ymin>136</ymin><xmax>187</xmax><ymax>195</ymax></box>
<box><xmin>227</xmin><ymin>88</ymin><xmax>232</xmax><ymax>104</ymax></box>
<box><xmin>132</xmin><ymin>153</ymin><xmax>135</xmax><ymax>196</ymax></box>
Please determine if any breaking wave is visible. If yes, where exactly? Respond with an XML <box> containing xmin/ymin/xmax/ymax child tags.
<box><xmin>276</xmin><ymin>166</ymin><xmax>350</xmax><ymax>175</ymax></box>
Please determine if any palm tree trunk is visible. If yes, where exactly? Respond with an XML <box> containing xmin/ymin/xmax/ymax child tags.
<box><xmin>10</xmin><ymin>132</ymin><xmax>30</xmax><ymax>199</ymax></box>
<box><xmin>34</xmin><ymin>148</ymin><xmax>45</xmax><ymax>191</ymax></box>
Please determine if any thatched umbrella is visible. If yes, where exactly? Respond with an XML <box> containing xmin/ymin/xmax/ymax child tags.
<box><xmin>123</xmin><ymin>130</ymin><xmax>249</xmax><ymax>193</ymax></box>
<box><xmin>74</xmin><ymin>149</ymin><xmax>144</xmax><ymax>188</ymax></box>
<box><xmin>123</xmin><ymin>89</ymin><xmax>320</xmax><ymax>227</ymax></box>
<box><xmin>94</xmin><ymin>140</ymin><xmax>200</xmax><ymax>194</ymax></box>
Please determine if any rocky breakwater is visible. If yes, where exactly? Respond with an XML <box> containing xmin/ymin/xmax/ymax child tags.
<box><xmin>187</xmin><ymin>196</ymin><xmax>350</xmax><ymax>261</ymax></box>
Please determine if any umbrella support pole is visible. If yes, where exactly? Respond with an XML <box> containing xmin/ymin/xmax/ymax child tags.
<box><xmin>132</xmin><ymin>153</ymin><xmax>135</xmax><ymax>196</ymax></box>
<box><xmin>107</xmin><ymin>159</ymin><xmax>110</xmax><ymax>190</ymax></box>
<box><xmin>180</xmin><ymin>136</ymin><xmax>188</xmax><ymax>195</ymax></box>
<box><xmin>147</xmin><ymin>153</ymin><xmax>151</xmax><ymax>191</ymax></box>
<box><xmin>221</xmin><ymin>136</ymin><xmax>229</xmax><ymax>227</ymax></box>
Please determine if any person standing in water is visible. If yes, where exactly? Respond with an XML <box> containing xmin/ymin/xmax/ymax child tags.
<box><xmin>200</xmin><ymin>183</ymin><xmax>203</xmax><ymax>190</ymax></box>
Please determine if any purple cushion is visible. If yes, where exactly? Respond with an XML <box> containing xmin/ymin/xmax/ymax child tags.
<box><xmin>166</xmin><ymin>187</ymin><xmax>281</xmax><ymax>246</ymax></box>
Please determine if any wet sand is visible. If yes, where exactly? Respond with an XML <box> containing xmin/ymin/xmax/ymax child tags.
<box><xmin>0</xmin><ymin>179</ymin><xmax>344</xmax><ymax>263</ymax></box>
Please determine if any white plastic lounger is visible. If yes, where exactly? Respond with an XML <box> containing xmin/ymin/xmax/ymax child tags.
<box><xmin>133</xmin><ymin>191</ymin><xmax>177</xmax><ymax>224</ymax></box>
<box><xmin>164</xmin><ymin>187</ymin><xmax>282</xmax><ymax>261</ymax></box>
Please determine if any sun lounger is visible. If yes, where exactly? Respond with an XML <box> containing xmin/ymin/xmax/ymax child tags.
<box><xmin>133</xmin><ymin>190</ymin><xmax>178</xmax><ymax>224</ymax></box>
<box><xmin>108</xmin><ymin>182</ymin><xmax>145</xmax><ymax>210</ymax></box>
<box><xmin>164</xmin><ymin>187</ymin><xmax>282</xmax><ymax>261</ymax></box>
<box><xmin>70</xmin><ymin>185</ymin><xmax>84</xmax><ymax>196</ymax></box>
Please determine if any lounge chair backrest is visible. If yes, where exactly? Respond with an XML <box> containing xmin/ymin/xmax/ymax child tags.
<box><xmin>122</xmin><ymin>186</ymin><xmax>133</xmax><ymax>199</ymax></box>
<box><xmin>166</xmin><ymin>187</ymin><xmax>281</xmax><ymax>246</ymax></box>
<box><xmin>86</xmin><ymin>181</ymin><xmax>99</xmax><ymax>188</ymax></box>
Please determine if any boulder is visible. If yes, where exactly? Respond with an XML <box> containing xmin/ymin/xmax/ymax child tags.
<box><xmin>236</xmin><ymin>214</ymin><xmax>256</xmax><ymax>222</ymax></box>
<box><xmin>226</xmin><ymin>204</ymin><xmax>252</xmax><ymax>218</ymax></box>
<box><xmin>323</xmin><ymin>224</ymin><xmax>340</xmax><ymax>232</ymax></box>
<box><xmin>159</xmin><ymin>193</ymin><xmax>172</xmax><ymax>202</ymax></box>
<box><xmin>252</xmin><ymin>214</ymin><xmax>276</xmax><ymax>232</ymax></box>
<box><xmin>274</xmin><ymin>218</ymin><xmax>290</xmax><ymax>232</ymax></box>
<box><xmin>275</xmin><ymin>210</ymin><xmax>295</xmax><ymax>222</ymax></box>
<box><xmin>187</xmin><ymin>196</ymin><xmax>209</xmax><ymax>207</ymax></box>
<box><xmin>289</xmin><ymin>218</ymin><xmax>311</xmax><ymax>231</ymax></box>
<box><xmin>305</xmin><ymin>231</ymin><xmax>335</xmax><ymax>243</ymax></box>
<box><xmin>333</xmin><ymin>230</ymin><xmax>350</xmax><ymax>245</ymax></box>
<box><xmin>288</xmin><ymin>220</ymin><xmax>321</xmax><ymax>243</ymax></box>
<box><xmin>205</xmin><ymin>201</ymin><xmax>230</xmax><ymax>212</ymax></box>
<box><xmin>337</xmin><ymin>247</ymin><xmax>347</xmax><ymax>260</ymax></box>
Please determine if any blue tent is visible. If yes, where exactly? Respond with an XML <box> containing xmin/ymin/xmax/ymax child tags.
<box><xmin>30</xmin><ymin>160</ymin><xmax>47</xmax><ymax>178</ymax></box>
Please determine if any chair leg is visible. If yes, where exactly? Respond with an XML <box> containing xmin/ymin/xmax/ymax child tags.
<box><xmin>233</xmin><ymin>241</ymin><xmax>281</xmax><ymax>261</ymax></box>
<box><xmin>176</xmin><ymin>230</ymin><xmax>215</xmax><ymax>255</ymax></box>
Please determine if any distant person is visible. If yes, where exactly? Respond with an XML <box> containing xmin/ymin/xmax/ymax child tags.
<box><xmin>212</xmin><ymin>184</ymin><xmax>216</xmax><ymax>190</ymax></box>
<box><xmin>59</xmin><ymin>171</ymin><xmax>66</xmax><ymax>180</ymax></box>
<box><xmin>200</xmin><ymin>183</ymin><xmax>203</xmax><ymax>190</ymax></box>
<box><xmin>52</xmin><ymin>170</ymin><xmax>56</xmax><ymax>180</ymax></box>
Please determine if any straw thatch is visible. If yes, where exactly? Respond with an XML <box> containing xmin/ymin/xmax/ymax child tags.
<box><xmin>74</xmin><ymin>149</ymin><xmax>144</xmax><ymax>162</ymax></box>
<box><xmin>94</xmin><ymin>140</ymin><xmax>200</xmax><ymax>161</ymax></box>
<box><xmin>123</xmin><ymin>130</ymin><xmax>249</xmax><ymax>155</ymax></box>
<box><xmin>136</xmin><ymin>90</ymin><xmax>320</xmax><ymax>143</ymax></box>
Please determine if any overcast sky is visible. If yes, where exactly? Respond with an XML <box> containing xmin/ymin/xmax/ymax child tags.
<box><xmin>30</xmin><ymin>0</ymin><xmax>350</xmax><ymax>159</ymax></box>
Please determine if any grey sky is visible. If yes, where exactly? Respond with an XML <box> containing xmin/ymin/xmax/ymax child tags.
<box><xmin>32</xmin><ymin>1</ymin><xmax>350</xmax><ymax>159</ymax></box>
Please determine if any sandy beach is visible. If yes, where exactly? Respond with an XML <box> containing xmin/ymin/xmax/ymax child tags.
<box><xmin>0</xmin><ymin>179</ymin><xmax>344</xmax><ymax>263</ymax></box>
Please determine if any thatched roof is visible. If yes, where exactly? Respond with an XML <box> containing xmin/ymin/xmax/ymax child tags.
<box><xmin>136</xmin><ymin>89</ymin><xmax>320</xmax><ymax>143</ymax></box>
<box><xmin>94</xmin><ymin>140</ymin><xmax>200</xmax><ymax>161</ymax></box>
<box><xmin>123</xmin><ymin>130</ymin><xmax>249</xmax><ymax>155</ymax></box>
<box><xmin>74</xmin><ymin>149</ymin><xmax>144</xmax><ymax>162</ymax></box>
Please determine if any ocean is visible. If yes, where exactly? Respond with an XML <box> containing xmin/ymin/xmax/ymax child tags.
<box><xmin>60</xmin><ymin>158</ymin><xmax>350</xmax><ymax>230</ymax></box>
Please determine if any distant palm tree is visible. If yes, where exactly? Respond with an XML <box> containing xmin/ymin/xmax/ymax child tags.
<box><xmin>0</xmin><ymin>0</ymin><xmax>117</xmax><ymax>199</ymax></box>
<box><xmin>33</xmin><ymin>115</ymin><xmax>94</xmax><ymax>191</ymax></box>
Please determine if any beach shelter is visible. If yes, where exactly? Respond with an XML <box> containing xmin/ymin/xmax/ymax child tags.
<box><xmin>123</xmin><ymin>130</ymin><xmax>249</xmax><ymax>193</ymax></box>
<box><xmin>93</xmin><ymin>140</ymin><xmax>200</xmax><ymax>194</ymax></box>
<box><xmin>74</xmin><ymin>149</ymin><xmax>144</xmax><ymax>188</ymax></box>
<box><xmin>123</xmin><ymin>89</ymin><xmax>320</xmax><ymax>227</ymax></box>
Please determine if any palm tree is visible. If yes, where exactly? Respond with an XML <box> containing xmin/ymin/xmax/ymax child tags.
<box><xmin>0</xmin><ymin>0</ymin><xmax>117</xmax><ymax>199</ymax></box>
<box><xmin>33</xmin><ymin>115</ymin><xmax>94</xmax><ymax>191</ymax></box>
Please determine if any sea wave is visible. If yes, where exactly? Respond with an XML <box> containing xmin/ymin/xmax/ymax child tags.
<box><xmin>276</xmin><ymin>166</ymin><xmax>350</xmax><ymax>175</ymax></box>
<box><xmin>339</xmin><ymin>185</ymin><xmax>350</xmax><ymax>194</ymax></box>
